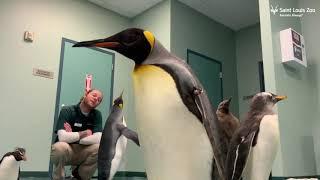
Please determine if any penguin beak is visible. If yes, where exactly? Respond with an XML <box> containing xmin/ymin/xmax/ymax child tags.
<box><xmin>227</xmin><ymin>97</ymin><xmax>232</xmax><ymax>103</ymax></box>
<box><xmin>275</xmin><ymin>95</ymin><xmax>287</xmax><ymax>102</ymax></box>
<box><xmin>22</xmin><ymin>155</ymin><xmax>27</xmax><ymax>161</ymax></box>
<box><xmin>73</xmin><ymin>38</ymin><xmax>120</xmax><ymax>49</ymax></box>
<box><xmin>224</xmin><ymin>97</ymin><xmax>232</xmax><ymax>106</ymax></box>
<box><xmin>120</xmin><ymin>91</ymin><xmax>124</xmax><ymax>109</ymax></box>
<box><xmin>120</xmin><ymin>90</ymin><xmax>124</xmax><ymax>99</ymax></box>
<box><xmin>19</xmin><ymin>153</ymin><xmax>27</xmax><ymax>161</ymax></box>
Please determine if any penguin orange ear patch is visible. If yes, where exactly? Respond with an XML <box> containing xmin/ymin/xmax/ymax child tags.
<box><xmin>143</xmin><ymin>31</ymin><xmax>155</xmax><ymax>50</ymax></box>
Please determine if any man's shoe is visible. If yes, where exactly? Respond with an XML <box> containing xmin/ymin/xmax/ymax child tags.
<box><xmin>71</xmin><ymin>166</ymin><xmax>82</xmax><ymax>180</ymax></box>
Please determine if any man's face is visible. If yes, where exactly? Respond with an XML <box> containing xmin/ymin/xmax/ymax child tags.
<box><xmin>84</xmin><ymin>90</ymin><xmax>103</xmax><ymax>109</ymax></box>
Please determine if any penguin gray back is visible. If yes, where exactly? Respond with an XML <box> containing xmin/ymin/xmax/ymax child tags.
<box><xmin>98</xmin><ymin>93</ymin><xmax>139</xmax><ymax>180</ymax></box>
<box><xmin>98</xmin><ymin>94</ymin><xmax>125</xmax><ymax>180</ymax></box>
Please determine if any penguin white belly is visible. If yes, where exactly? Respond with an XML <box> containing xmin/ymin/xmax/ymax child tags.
<box><xmin>243</xmin><ymin>114</ymin><xmax>280</xmax><ymax>180</ymax></box>
<box><xmin>109</xmin><ymin>119</ymin><xmax>128</xmax><ymax>180</ymax></box>
<box><xmin>133</xmin><ymin>65</ymin><xmax>213</xmax><ymax>180</ymax></box>
<box><xmin>0</xmin><ymin>156</ymin><xmax>20</xmax><ymax>180</ymax></box>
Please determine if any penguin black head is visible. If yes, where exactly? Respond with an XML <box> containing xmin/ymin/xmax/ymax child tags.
<box><xmin>12</xmin><ymin>147</ymin><xmax>27</xmax><ymax>161</ymax></box>
<box><xmin>217</xmin><ymin>97</ymin><xmax>232</xmax><ymax>114</ymax></box>
<box><xmin>113</xmin><ymin>92</ymin><xmax>124</xmax><ymax>109</ymax></box>
<box><xmin>250</xmin><ymin>92</ymin><xmax>287</xmax><ymax>110</ymax></box>
<box><xmin>73</xmin><ymin>28</ymin><xmax>155</xmax><ymax>65</ymax></box>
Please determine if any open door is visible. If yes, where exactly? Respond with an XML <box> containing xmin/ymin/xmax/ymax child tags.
<box><xmin>187</xmin><ymin>49</ymin><xmax>223</xmax><ymax>107</ymax></box>
<box><xmin>49</xmin><ymin>38</ymin><xmax>115</xmax><ymax>177</ymax></box>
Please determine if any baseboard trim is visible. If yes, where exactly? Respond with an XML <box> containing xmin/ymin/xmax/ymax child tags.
<box><xmin>272</xmin><ymin>175</ymin><xmax>320</xmax><ymax>179</ymax></box>
<box><xmin>114</xmin><ymin>171</ymin><xmax>147</xmax><ymax>177</ymax></box>
<box><xmin>21</xmin><ymin>171</ymin><xmax>147</xmax><ymax>178</ymax></box>
<box><xmin>19</xmin><ymin>171</ymin><xmax>320</xmax><ymax>179</ymax></box>
<box><xmin>20</xmin><ymin>171</ymin><xmax>49</xmax><ymax>177</ymax></box>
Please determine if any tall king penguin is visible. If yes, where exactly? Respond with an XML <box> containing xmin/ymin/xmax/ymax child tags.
<box><xmin>0</xmin><ymin>147</ymin><xmax>27</xmax><ymax>180</ymax></box>
<box><xmin>98</xmin><ymin>93</ymin><xmax>139</xmax><ymax>180</ymax></box>
<box><xmin>73</xmin><ymin>28</ymin><xmax>227</xmax><ymax>180</ymax></box>
<box><xmin>225</xmin><ymin>92</ymin><xmax>286</xmax><ymax>180</ymax></box>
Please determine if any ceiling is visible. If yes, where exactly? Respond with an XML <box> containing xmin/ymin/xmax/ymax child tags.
<box><xmin>88</xmin><ymin>0</ymin><xmax>163</xmax><ymax>18</ymax></box>
<box><xmin>88</xmin><ymin>0</ymin><xmax>260</xmax><ymax>31</ymax></box>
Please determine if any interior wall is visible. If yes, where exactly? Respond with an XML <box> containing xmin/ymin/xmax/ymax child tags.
<box><xmin>0</xmin><ymin>0</ymin><xmax>132</xmax><ymax>171</ymax></box>
<box><xmin>4</xmin><ymin>0</ymin><xmax>318</xmax><ymax>176</ymax></box>
<box><xmin>170</xmin><ymin>0</ymin><xmax>239</xmax><ymax>115</ymax></box>
<box><xmin>132</xmin><ymin>0</ymin><xmax>171</xmax><ymax>50</ymax></box>
<box><xmin>235</xmin><ymin>24</ymin><xmax>262</xmax><ymax>118</ymax></box>
<box><xmin>259</xmin><ymin>0</ymin><xmax>285</xmax><ymax>175</ymax></box>
<box><xmin>299</xmin><ymin>0</ymin><xmax>320</xmax><ymax>174</ymax></box>
<box><xmin>259</xmin><ymin>0</ymin><xmax>318</xmax><ymax>176</ymax></box>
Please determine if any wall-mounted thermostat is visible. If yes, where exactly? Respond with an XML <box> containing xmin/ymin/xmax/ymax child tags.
<box><xmin>280</xmin><ymin>28</ymin><xmax>307</xmax><ymax>67</ymax></box>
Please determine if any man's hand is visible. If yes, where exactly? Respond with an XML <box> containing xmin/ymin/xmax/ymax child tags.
<box><xmin>64</xmin><ymin>122</ymin><xmax>72</xmax><ymax>132</ymax></box>
<box><xmin>78</xmin><ymin>129</ymin><xmax>92</xmax><ymax>139</ymax></box>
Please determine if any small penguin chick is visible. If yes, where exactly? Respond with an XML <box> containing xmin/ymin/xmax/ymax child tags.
<box><xmin>216</xmin><ymin>97</ymin><xmax>240</xmax><ymax>143</ymax></box>
<box><xmin>0</xmin><ymin>147</ymin><xmax>27</xmax><ymax>163</ymax></box>
<box><xmin>0</xmin><ymin>147</ymin><xmax>27</xmax><ymax>180</ymax></box>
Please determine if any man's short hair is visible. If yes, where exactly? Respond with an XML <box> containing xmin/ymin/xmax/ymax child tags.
<box><xmin>79</xmin><ymin>89</ymin><xmax>100</xmax><ymax>103</ymax></box>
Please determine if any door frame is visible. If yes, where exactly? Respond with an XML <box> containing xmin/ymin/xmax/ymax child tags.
<box><xmin>49</xmin><ymin>37</ymin><xmax>115</xmax><ymax>177</ymax></box>
<box><xmin>186</xmin><ymin>49</ymin><xmax>223</xmax><ymax>102</ymax></box>
<box><xmin>258</xmin><ymin>61</ymin><xmax>265</xmax><ymax>92</ymax></box>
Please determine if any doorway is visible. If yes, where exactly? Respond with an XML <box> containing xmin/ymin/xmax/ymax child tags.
<box><xmin>49</xmin><ymin>38</ymin><xmax>115</xmax><ymax>177</ymax></box>
<box><xmin>187</xmin><ymin>49</ymin><xmax>223</xmax><ymax>107</ymax></box>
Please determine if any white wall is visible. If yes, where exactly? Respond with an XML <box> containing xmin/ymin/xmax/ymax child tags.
<box><xmin>132</xmin><ymin>0</ymin><xmax>171</xmax><ymax>50</ymax></box>
<box><xmin>259</xmin><ymin>0</ymin><xmax>318</xmax><ymax>176</ymax></box>
<box><xmin>171</xmin><ymin>0</ymin><xmax>239</xmax><ymax>115</ymax></box>
<box><xmin>299</xmin><ymin>0</ymin><xmax>320</xmax><ymax>174</ymax></box>
<box><xmin>235</xmin><ymin>24</ymin><xmax>262</xmax><ymax>118</ymax></box>
<box><xmin>0</xmin><ymin>0</ymin><xmax>131</xmax><ymax>171</ymax></box>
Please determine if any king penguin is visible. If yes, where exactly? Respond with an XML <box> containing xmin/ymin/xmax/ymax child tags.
<box><xmin>73</xmin><ymin>28</ymin><xmax>227</xmax><ymax>180</ymax></box>
<box><xmin>216</xmin><ymin>97</ymin><xmax>240</xmax><ymax>144</ymax></box>
<box><xmin>0</xmin><ymin>147</ymin><xmax>27</xmax><ymax>180</ymax></box>
<box><xmin>225</xmin><ymin>92</ymin><xmax>286</xmax><ymax>180</ymax></box>
<box><xmin>98</xmin><ymin>92</ymin><xmax>140</xmax><ymax>180</ymax></box>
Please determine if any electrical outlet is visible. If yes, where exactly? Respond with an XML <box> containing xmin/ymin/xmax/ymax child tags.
<box><xmin>24</xmin><ymin>31</ymin><xmax>34</xmax><ymax>42</ymax></box>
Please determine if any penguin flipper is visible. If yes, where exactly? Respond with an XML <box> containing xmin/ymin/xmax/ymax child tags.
<box><xmin>117</xmin><ymin>124</ymin><xmax>140</xmax><ymax>146</ymax></box>
<box><xmin>192</xmin><ymin>87</ymin><xmax>229</xmax><ymax>180</ymax></box>
<box><xmin>225</xmin><ymin>131</ymin><xmax>256</xmax><ymax>180</ymax></box>
<box><xmin>0</xmin><ymin>152</ymin><xmax>14</xmax><ymax>165</ymax></box>
<box><xmin>153</xmin><ymin>63</ymin><xmax>227</xmax><ymax>179</ymax></box>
